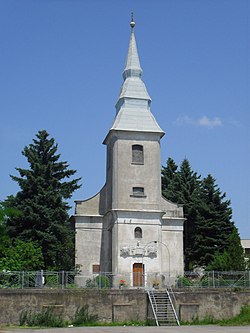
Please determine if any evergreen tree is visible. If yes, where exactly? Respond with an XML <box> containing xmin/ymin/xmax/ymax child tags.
<box><xmin>161</xmin><ymin>157</ymin><xmax>178</xmax><ymax>201</ymax></box>
<box><xmin>207</xmin><ymin>227</ymin><xmax>245</xmax><ymax>271</ymax></box>
<box><xmin>162</xmin><ymin>158</ymin><xmax>201</xmax><ymax>269</ymax></box>
<box><xmin>221</xmin><ymin>228</ymin><xmax>245</xmax><ymax>270</ymax></box>
<box><xmin>176</xmin><ymin>159</ymin><xmax>202</xmax><ymax>270</ymax></box>
<box><xmin>161</xmin><ymin>159</ymin><xmax>243</xmax><ymax>270</ymax></box>
<box><xmin>193</xmin><ymin>174</ymin><xmax>235</xmax><ymax>267</ymax></box>
<box><xmin>6</xmin><ymin>130</ymin><xmax>81</xmax><ymax>270</ymax></box>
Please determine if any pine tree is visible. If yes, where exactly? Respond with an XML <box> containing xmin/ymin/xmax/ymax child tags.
<box><xmin>162</xmin><ymin>158</ymin><xmax>201</xmax><ymax>269</ymax></box>
<box><xmin>226</xmin><ymin>227</ymin><xmax>245</xmax><ymax>270</ymax></box>
<box><xmin>162</xmin><ymin>159</ymin><xmax>244</xmax><ymax>271</ymax></box>
<box><xmin>161</xmin><ymin>157</ymin><xmax>178</xmax><ymax>201</ymax></box>
<box><xmin>6</xmin><ymin>130</ymin><xmax>81</xmax><ymax>270</ymax></box>
<box><xmin>176</xmin><ymin>159</ymin><xmax>202</xmax><ymax>270</ymax></box>
<box><xmin>207</xmin><ymin>228</ymin><xmax>245</xmax><ymax>271</ymax></box>
<box><xmin>193</xmin><ymin>174</ymin><xmax>236</xmax><ymax>267</ymax></box>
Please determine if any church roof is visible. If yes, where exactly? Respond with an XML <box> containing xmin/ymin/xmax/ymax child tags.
<box><xmin>108</xmin><ymin>17</ymin><xmax>164</xmax><ymax>137</ymax></box>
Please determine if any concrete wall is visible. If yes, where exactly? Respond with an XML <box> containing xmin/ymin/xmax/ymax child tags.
<box><xmin>0</xmin><ymin>289</ymin><xmax>249</xmax><ymax>325</ymax></box>
<box><xmin>174</xmin><ymin>289</ymin><xmax>250</xmax><ymax>322</ymax></box>
<box><xmin>75</xmin><ymin>216</ymin><xmax>103</xmax><ymax>276</ymax></box>
<box><xmin>0</xmin><ymin>289</ymin><xmax>147</xmax><ymax>325</ymax></box>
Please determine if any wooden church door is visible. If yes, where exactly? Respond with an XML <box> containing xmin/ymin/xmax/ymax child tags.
<box><xmin>133</xmin><ymin>263</ymin><xmax>144</xmax><ymax>287</ymax></box>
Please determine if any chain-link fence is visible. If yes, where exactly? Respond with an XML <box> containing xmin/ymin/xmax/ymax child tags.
<box><xmin>176</xmin><ymin>271</ymin><xmax>250</xmax><ymax>289</ymax></box>
<box><xmin>0</xmin><ymin>270</ymin><xmax>249</xmax><ymax>289</ymax></box>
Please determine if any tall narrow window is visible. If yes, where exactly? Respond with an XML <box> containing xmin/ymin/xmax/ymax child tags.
<box><xmin>132</xmin><ymin>145</ymin><xmax>144</xmax><ymax>164</ymax></box>
<box><xmin>134</xmin><ymin>227</ymin><xmax>142</xmax><ymax>238</ymax></box>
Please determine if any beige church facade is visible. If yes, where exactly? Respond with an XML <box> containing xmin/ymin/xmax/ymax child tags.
<box><xmin>74</xmin><ymin>19</ymin><xmax>185</xmax><ymax>288</ymax></box>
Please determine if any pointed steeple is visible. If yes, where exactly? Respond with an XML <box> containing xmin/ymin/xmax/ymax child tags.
<box><xmin>115</xmin><ymin>15</ymin><xmax>151</xmax><ymax>110</ymax></box>
<box><xmin>104</xmin><ymin>16</ymin><xmax>164</xmax><ymax>141</ymax></box>
<box><xmin>123</xmin><ymin>15</ymin><xmax>143</xmax><ymax>80</ymax></box>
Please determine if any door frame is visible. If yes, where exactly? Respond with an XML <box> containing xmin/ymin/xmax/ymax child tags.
<box><xmin>132</xmin><ymin>262</ymin><xmax>145</xmax><ymax>287</ymax></box>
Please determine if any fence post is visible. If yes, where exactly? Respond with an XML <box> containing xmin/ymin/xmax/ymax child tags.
<box><xmin>61</xmin><ymin>271</ymin><xmax>65</xmax><ymax>289</ymax></box>
<box><xmin>21</xmin><ymin>271</ymin><xmax>24</xmax><ymax>289</ymax></box>
<box><xmin>212</xmin><ymin>270</ymin><xmax>215</xmax><ymax>288</ymax></box>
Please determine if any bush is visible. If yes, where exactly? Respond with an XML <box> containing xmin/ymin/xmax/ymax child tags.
<box><xmin>95</xmin><ymin>275</ymin><xmax>111</xmax><ymax>288</ymax></box>
<box><xmin>176</xmin><ymin>275</ymin><xmax>192</xmax><ymax>287</ymax></box>
<box><xmin>72</xmin><ymin>305</ymin><xmax>98</xmax><ymax>326</ymax></box>
<box><xmin>220</xmin><ymin>306</ymin><xmax>250</xmax><ymax>326</ymax></box>
<box><xmin>85</xmin><ymin>278</ymin><xmax>98</xmax><ymax>288</ymax></box>
<box><xmin>19</xmin><ymin>308</ymin><xmax>65</xmax><ymax>327</ymax></box>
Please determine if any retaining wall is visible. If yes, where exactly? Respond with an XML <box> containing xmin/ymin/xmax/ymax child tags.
<box><xmin>175</xmin><ymin>289</ymin><xmax>250</xmax><ymax>322</ymax></box>
<box><xmin>0</xmin><ymin>289</ymin><xmax>249</xmax><ymax>325</ymax></box>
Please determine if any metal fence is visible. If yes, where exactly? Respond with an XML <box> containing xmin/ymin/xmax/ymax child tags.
<box><xmin>0</xmin><ymin>270</ymin><xmax>249</xmax><ymax>289</ymax></box>
<box><xmin>177</xmin><ymin>271</ymin><xmax>250</xmax><ymax>289</ymax></box>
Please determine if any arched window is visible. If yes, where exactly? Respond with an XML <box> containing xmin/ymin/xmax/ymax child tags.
<box><xmin>134</xmin><ymin>227</ymin><xmax>142</xmax><ymax>238</ymax></box>
<box><xmin>132</xmin><ymin>145</ymin><xmax>144</xmax><ymax>164</ymax></box>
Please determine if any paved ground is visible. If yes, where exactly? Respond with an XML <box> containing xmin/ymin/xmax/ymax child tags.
<box><xmin>1</xmin><ymin>326</ymin><xmax>250</xmax><ymax>333</ymax></box>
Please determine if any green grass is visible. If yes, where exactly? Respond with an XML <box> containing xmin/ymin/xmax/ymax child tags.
<box><xmin>17</xmin><ymin>305</ymin><xmax>250</xmax><ymax>328</ymax></box>
<box><xmin>19</xmin><ymin>308</ymin><xmax>65</xmax><ymax>327</ymax></box>
<box><xmin>183</xmin><ymin>306</ymin><xmax>250</xmax><ymax>326</ymax></box>
<box><xmin>18</xmin><ymin>306</ymin><xmax>150</xmax><ymax>328</ymax></box>
<box><xmin>220</xmin><ymin>306</ymin><xmax>250</xmax><ymax>326</ymax></box>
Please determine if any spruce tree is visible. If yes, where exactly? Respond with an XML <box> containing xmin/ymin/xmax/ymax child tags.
<box><xmin>6</xmin><ymin>130</ymin><xmax>81</xmax><ymax>270</ymax></box>
<box><xmin>206</xmin><ymin>227</ymin><xmax>245</xmax><ymax>271</ymax></box>
<box><xmin>162</xmin><ymin>160</ymin><xmax>244</xmax><ymax>271</ymax></box>
<box><xmin>161</xmin><ymin>157</ymin><xmax>178</xmax><ymax>201</ymax></box>
<box><xmin>192</xmin><ymin>174</ymin><xmax>236</xmax><ymax>267</ymax></box>
<box><xmin>162</xmin><ymin>158</ymin><xmax>201</xmax><ymax>269</ymax></box>
<box><xmin>176</xmin><ymin>159</ymin><xmax>202</xmax><ymax>270</ymax></box>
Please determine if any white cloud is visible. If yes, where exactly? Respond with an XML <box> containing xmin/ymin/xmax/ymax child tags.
<box><xmin>175</xmin><ymin>115</ymin><xmax>222</xmax><ymax>128</ymax></box>
<box><xmin>175</xmin><ymin>115</ymin><xmax>194</xmax><ymax>125</ymax></box>
<box><xmin>198</xmin><ymin>116</ymin><xmax>222</xmax><ymax>128</ymax></box>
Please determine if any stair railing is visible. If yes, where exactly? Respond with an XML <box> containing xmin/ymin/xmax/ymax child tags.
<box><xmin>166</xmin><ymin>287</ymin><xmax>180</xmax><ymax>326</ymax></box>
<box><xmin>147</xmin><ymin>290</ymin><xmax>159</xmax><ymax>326</ymax></box>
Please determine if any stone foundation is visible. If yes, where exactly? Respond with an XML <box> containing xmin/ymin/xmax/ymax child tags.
<box><xmin>0</xmin><ymin>289</ymin><xmax>249</xmax><ymax>325</ymax></box>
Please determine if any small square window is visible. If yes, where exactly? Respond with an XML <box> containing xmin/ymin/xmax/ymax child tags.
<box><xmin>92</xmin><ymin>264</ymin><xmax>100</xmax><ymax>273</ymax></box>
<box><xmin>133</xmin><ymin>187</ymin><xmax>144</xmax><ymax>195</ymax></box>
<box><xmin>130</xmin><ymin>187</ymin><xmax>146</xmax><ymax>198</ymax></box>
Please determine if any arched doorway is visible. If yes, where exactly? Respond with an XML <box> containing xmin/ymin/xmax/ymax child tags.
<box><xmin>133</xmin><ymin>263</ymin><xmax>144</xmax><ymax>287</ymax></box>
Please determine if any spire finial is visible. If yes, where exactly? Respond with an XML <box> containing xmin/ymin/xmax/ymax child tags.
<box><xmin>130</xmin><ymin>12</ymin><xmax>135</xmax><ymax>29</ymax></box>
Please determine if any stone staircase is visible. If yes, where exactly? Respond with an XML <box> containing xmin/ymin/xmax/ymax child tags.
<box><xmin>147</xmin><ymin>289</ymin><xmax>180</xmax><ymax>326</ymax></box>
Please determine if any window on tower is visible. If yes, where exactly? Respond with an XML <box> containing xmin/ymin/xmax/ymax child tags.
<box><xmin>132</xmin><ymin>145</ymin><xmax>144</xmax><ymax>164</ymax></box>
<box><xmin>134</xmin><ymin>227</ymin><xmax>142</xmax><ymax>238</ymax></box>
<box><xmin>130</xmin><ymin>187</ymin><xmax>146</xmax><ymax>198</ymax></box>
<box><xmin>132</xmin><ymin>187</ymin><xmax>144</xmax><ymax>195</ymax></box>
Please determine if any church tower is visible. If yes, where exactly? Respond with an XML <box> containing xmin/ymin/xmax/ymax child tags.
<box><xmin>103</xmin><ymin>17</ymin><xmax>164</xmax><ymax>212</ymax></box>
<box><xmin>74</xmin><ymin>17</ymin><xmax>184</xmax><ymax>287</ymax></box>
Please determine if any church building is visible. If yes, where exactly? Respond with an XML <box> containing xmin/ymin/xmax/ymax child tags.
<box><xmin>74</xmin><ymin>18</ymin><xmax>185</xmax><ymax>288</ymax></box>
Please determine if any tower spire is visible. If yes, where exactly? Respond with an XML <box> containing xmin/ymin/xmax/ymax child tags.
<box><xmin>123</xmin><ymin>14</ymin><xmax>142</xmax><ymax>80</ymax></box>
<box><xmin>105</xmin><ymin>16</ymin><xmax>164</xmax><ymax>138</ymax></box>
<box><xmin>130</xmin><ymin>12</ymin><xmax>135</xmax><ymax>30</ymax></box>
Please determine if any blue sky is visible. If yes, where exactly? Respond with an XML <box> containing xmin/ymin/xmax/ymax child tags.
<box><xmin>0</xmin><ymin>0</ymin><xmax>249</xmax><ymax>238</ymax></box>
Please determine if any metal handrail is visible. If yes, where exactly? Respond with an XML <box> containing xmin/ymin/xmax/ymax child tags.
<box><xmin>147</xmin><ymin>290</ymin><xmax>159</xmax><ymax>326</ymax></box>
<box><xmin>166</xmin><ymin>287</ymin><xmax>180</xmax><ymax>326</ymax></box>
